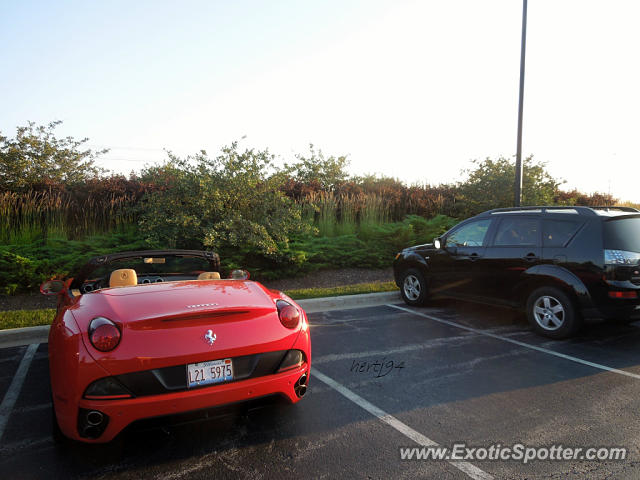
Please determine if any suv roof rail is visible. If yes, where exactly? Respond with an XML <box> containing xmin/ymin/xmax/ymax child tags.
<box><xmin>486</xmin><ymin>206</ymin><xmax>640</xmax><ymax>216</ymax></box>
<box><xmin>589</xmin><ymin>206</ymin><xmax>640</xmax><ymax>213</ymax></box>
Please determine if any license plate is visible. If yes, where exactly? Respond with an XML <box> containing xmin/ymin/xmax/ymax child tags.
<box><xmin>186</xmin><ymin>359</ymin><xmax>233</xmax><ymax>388</ymax></box>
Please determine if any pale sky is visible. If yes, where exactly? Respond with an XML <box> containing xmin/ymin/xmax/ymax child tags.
<box><xmin>1</xmin><ymin>1</ymin><xmax>639</xmax><ymax>201</ymax></box>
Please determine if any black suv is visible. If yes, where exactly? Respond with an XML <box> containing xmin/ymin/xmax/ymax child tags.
<box><xmin>393</xmin><ymin>206</ymin><xmax>640</xmax><ymax>338</ymax></box>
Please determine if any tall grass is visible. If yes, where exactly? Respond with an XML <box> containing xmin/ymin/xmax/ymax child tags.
<box><xmin>0</xmin><ymin>189</ymin><xmax>137</xmax><ymax>244</ymax></box>
<box><xmin>311</xmin><ymin>191</ymin><xmax>339</xmax><ymax>237</ymax></box>
<box><xmin>302</xmin><ymin>191</ymin><xmax>393</xmax><ymax>237</ymax></box>
<box><xmin>360</xmin><ymin>194</ymin><xmax>390</xmax><ymax>229</ymax></box>
<box><xmin>336</xmin><ymin>194</ymin><xmax>357</xmax><ymax>236</ymax></box>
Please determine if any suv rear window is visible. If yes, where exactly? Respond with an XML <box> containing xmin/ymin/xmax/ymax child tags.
<box><xmin>494</xmin><ymin>218</ymin><xmax>539</xmax><ymax>246</ymax></box>
<box><xmin>543</xmin><ymin>219</ymin><xmax>583</xmax><ymax>247</ymax></box>
<box><xmin>604</xmin><ymin>217</ymin><xmax>640</xmax><ymax>252</ymax></box>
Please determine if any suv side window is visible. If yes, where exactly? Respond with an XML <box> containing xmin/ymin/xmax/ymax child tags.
<box><xmin>494</xmin><ymin>217</ymin><xmax>540</xmax><ymax>246</ymax></box>
<box><xmin>445</xmin><ymin>219</ymin><xmax>492</xmax><ymax>247</ymax></box>
<box><xmin>543</xmin><ymin>219</ymin><xmax>583</xmax><ymax>247</ymax></box>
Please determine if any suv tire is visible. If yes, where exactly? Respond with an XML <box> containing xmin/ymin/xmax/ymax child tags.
<box><xmin>526</xmin><ymin>287</ymin><xmax>582</xmax><ymax>339</ymax></box>
<box><xmin>400</xmin><ymin>268</ymin><xmax>428</xmax><ymax>306</ymax></box>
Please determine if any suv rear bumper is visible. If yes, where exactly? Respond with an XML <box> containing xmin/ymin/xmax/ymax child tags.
<box><xmin>582</xmin><ymin>304</ymin><xmax>640</xmax><ymax>321</ymax></box>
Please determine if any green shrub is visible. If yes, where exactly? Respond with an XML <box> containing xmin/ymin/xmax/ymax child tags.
<box><xmin>0</xmin><ymin>251</ymin><xmax>40</xmax><ymax>294</ymax></box>
<box><xmin>0</xmin><ymin>213</ymin><xmax>456</xmax><ymax>292</ymax></box>
<box><xmin>277</xmin><ymin>214</ymin><xmax>457</xmax><ymax>275</ymax></box>
<box><xmin>0</xmin><ymin>228</ymin><xmax>148</xmax><ymax>294</ymax></box>
<box><xmin>136</xmin><ymin>145</ymin><xmax>311</xmax><ymax>263</ymax></box>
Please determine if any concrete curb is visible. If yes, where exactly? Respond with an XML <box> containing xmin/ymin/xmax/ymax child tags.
<box><xmin>297</xmin><ymin>290</ymin><xmax>401</xmax><ymax>314</ymax></box>
<box><xmin>0</xmin><ymin>325</ymin><xmax>50</xmax><ymax>349</ymax></box>
<box><xmin>0</xmin><ymin>291</ymin><xmax>402</xmax><ymax>348</ymax></box>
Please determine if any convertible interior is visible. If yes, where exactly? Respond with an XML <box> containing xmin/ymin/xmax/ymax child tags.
<box><xmin>81</xmin><ymin>269</ymin><xmax>222</xmax><ymax>293</ymax></box>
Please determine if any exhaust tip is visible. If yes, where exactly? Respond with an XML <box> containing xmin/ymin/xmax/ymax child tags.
<box><xmin>78</xmin><ymin>408</ymin><xmax>109</xmax><ymax>439</ymax></box>
<box><xmin>86</xmin><ymin>410</ymin><xmax>104</xmax><ymax>426</ymax></box>
<box><xmin>295</xmin><ymin>373</ymin><xmax>308</xmax><ymax>398</ymax></box>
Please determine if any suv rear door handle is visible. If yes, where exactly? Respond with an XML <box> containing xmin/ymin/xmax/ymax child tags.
<box><xmin>524</xmin><ymin>253</ymin><xmax>538</xmax><ymax>262</ymax></box>
<box><xmin>469</xmin><ymin>253</ymin><xmax>481</xmax><ymax>261</ymax></box>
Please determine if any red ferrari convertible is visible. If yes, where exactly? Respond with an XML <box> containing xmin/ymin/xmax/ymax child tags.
<box><xmin>41</xmin><ymin>250</ymin><xmax>311</xmax><ymax>443</ymax></box>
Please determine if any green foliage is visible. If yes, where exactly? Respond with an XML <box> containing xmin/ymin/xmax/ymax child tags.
<box><xmin>302</xmin><ymin>191</ymin><xmax>392</xmax><ymax>237</ymax></box>
<box><xmin>286</xmin><ymin>281</ymin><xmax>398</xmax><ymax>300</ymax></box>
<box><xmin>0</xmin><ymin>121</ymin><xmax>107</xmax><ymax>191</ymax></box>
<box><xmin>283</xmin><ymin>145</ymin><xmax>350</xmax><ymax>190</ymax></box>
<box><xmin>284</xmin><ymin>214</ymin><xmax>457</xmax><ymax>273</ymax></box>
<box><xmin>0</xmin><ymin>186</ymin><xmax>139</xmax><ymax>244</ymax></box>
<box><xmin>0</xmin><ymin>309</ymin><xmax>55</xmax><ymax>329</ymax></box>
<box><xmin>2</xmin><ymin>125</ymin><xmax>628</xmax><ymax>296</ymax></box>
<box><xmin>0</xmin><ymin>251</ymin><xmax>39</xmax><ymax>295</ymax></box>
<box><xmin>137</xmin><ymin>144</ymin><xmax>311</xmax><ymax>264</ymax></box>
<box><xmin>0</xmin><ymin>214</ymin><xmax>454</xmax><ymax>293</ymax></box>
<box><xmin>457</xmin><ymin>156</ymin><xmax>563</xmax><ymax>216</ymax></box>
<box><xmin>0</xmin><ymin>229</ymin><xmax>147</xmax><ymax>294</ymax></box>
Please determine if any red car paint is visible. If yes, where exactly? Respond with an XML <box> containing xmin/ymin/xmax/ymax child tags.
<box><xmin>48</xmin><ymin>279</ymin><xmax>311</xmax><ymax>443</ymax></box>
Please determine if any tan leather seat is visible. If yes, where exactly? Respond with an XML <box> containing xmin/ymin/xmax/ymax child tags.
<box><xmin>110</xmin><ymin>269</ymin><xmax>138</xmax><ymax>287</ymax></box>
<box><xmin>197</xmin><ymin>272</ymin><xmax>221</xmax><ymax>280</ymax></box>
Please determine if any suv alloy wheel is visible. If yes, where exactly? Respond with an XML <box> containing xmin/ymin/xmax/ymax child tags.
<box><xmin>401</xmin><ymin>268</ymin><xmax>428</xmax><ymax>306</ymax></box>
<box><xmin>526</xmin><ymin>287</ymin><xmax>581</xmax><ymax>339</ymax></box>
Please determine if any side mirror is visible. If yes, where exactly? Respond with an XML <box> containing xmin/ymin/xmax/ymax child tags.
<box><xmin>40</xmin><ymin>280</ymin><xmax>65</xmax><ymax>295</ymax></box>
<box><xmin>229</xmin><ymin>269</ymin><xmax>250</xmax><ymax>280</ymax></box>
<box><xmin>433</xmin><ymin>237</ymin><xmax>442</xmax><ymax>249</ymax></box>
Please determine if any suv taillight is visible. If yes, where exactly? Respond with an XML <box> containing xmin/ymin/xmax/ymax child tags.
<box><xmin>608</xmin><ymin>291</ymin><xmax>638</xmax><ymax>299</ymax></box>
<box><xmin>89</xmin><ymin>317</ymin><xmax>121</xmax><ymax>352</ymax></box>
<box><xmin>276</xmin><ymin>300</ymin><xmax>300</xmax><ymax>329</ymax></box>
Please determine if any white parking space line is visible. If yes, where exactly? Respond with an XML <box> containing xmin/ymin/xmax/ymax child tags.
<box><xmin>0</xmin><ymin>343</ymin><xmax>39</xmax><ymax>442</ymax></box>
<box><xmin>388</xmin><ymin>304</ymin><xmax>640</xmax><ymax>380</ymax></box>
<box><xmin>313</xmin><ymin>333</ymin><xmax>473</xmax><ymax>365</ymax></box>
<box><xmin>312</xmin><ymin>368</ymin><xmax>493</xmax><ymax>480</ymax></box>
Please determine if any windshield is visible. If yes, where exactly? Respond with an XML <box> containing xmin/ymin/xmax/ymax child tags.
<box><xmin>604</xmin><ymin>217</ymin><xmax>640</xmax><ymax>252</ymax></box>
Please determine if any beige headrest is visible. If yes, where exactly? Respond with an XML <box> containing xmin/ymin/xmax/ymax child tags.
<box><xmin>197</xmin><ymin>271</ymin><xmax>221</xmax><ymax>280</ymax></box>
<box><xmin>110</xmin><ymin>269</ymin><xmax>138</xmax><ymax>287</ymax></box>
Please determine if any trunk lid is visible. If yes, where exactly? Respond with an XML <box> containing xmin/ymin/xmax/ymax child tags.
<box><xmin>71</xmin><ymin>280</ymin><xmax>299</xmax><ymax>375</ymax></box>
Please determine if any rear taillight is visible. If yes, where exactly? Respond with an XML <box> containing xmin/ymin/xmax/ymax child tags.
<box><xmin>608</xmin><ymin>291</ymin><xmax>638</xmax><ymax>299</ymax></box>
<box><xmin>89</xmin><ymin>317</ymin><xmax>121</xmax><ymax>352</ymax></box>
<box><xmin>276</xmin><ymin>300</ymin><xmax>300</xmax><ymax>329</ymax></box>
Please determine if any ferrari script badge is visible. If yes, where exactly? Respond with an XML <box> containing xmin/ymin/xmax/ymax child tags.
<box><xmin>187</xmin><ymin>303</ymin><xmax>218</xmax><ymax>308</ymax></box>
<box><xmin>204</xmin><ymin>330</ymin><xmax>217</xmax><ymax>346</ymax></box>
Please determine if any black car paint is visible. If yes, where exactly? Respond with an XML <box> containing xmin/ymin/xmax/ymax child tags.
<box><xmin>393</xmin><ymin>208</ymin><xmax>640</xmax><ymax>321</ymax></box>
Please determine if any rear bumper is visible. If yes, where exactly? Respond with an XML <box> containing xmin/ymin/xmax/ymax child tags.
<box><xmin>582</xmin><ymin>304</ymin><xmax>640</xmax><ymax>321</ymax></box>
<box><xmin>64</xmin><ymin>364</ymin><xmax>309</xmax><ymax>443</ymax></box>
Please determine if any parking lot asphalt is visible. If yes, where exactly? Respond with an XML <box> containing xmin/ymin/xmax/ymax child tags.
<box><xmin>2</xmin><ymin>300</ymin><xmax>640</xmax><ymax>479</ymax></box>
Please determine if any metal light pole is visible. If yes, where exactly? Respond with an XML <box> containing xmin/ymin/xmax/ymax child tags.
<box><xmin>514</xmin><ymin>0</ymin><xmax>528</xmax><ymax>207</ymax></box>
